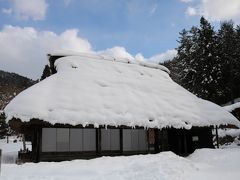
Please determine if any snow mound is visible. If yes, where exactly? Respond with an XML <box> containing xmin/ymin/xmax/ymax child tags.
<box><xmin>4</xmin><ymin>55</ymin><xmax>240</xmax><ymax>128</ymax></box>
<box><xmin>2</xmin><ymin>152</ymin><xmax>197</xmax><ymax>180</ymax></box>
<box><xmin>2</xmin><ymin>148</ymin><xmax>240</xmax><ymax>180</ymax></box>
<box><xmin>188</xmin><ymin>148</ymin><xmax>240</xmax><ymax>169</ymax></box>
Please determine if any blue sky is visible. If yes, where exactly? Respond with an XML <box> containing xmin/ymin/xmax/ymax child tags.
<box><xmin>0</xmin><ymin>0</ymin><xmax>240</xmax><ymax>79</ymax></box>
<box><xmin>0</xmin><ymin>0</ymin><xmax>199</xmax><ymax>56</ymax></box>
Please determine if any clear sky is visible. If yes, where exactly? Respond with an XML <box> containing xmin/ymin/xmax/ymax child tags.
<box><xmin>0</xmin><ymin>0</ymin><xmax>240</xmax><ymax>79</ymax></box>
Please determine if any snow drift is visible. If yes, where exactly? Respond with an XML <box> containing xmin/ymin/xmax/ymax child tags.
<box><xmin>2</xmin><ymin>148</ymin><xmax>240</xmax><ymax>180</ymax></box>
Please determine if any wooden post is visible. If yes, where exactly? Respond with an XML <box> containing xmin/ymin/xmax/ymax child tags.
<box><xmin>183</xmin><ymin>130</ymin><xmax>187</xmax><ymax>155</ymax></box>
<box><xmin>215</xmin><ymin>126</ymin><xmax>219</xmax><ymax>149</ymax></box>
<box><xmin>36</xmin><ymin>128</ymin><xmax>41</xmax><ymax>163</ymax></box>
<box><xmin>22</xmin><ymin>134</ymin><xmax>26</xmax><ymax>152</ymax></box>
<box><xmin>96</xmin><ymin>128</ymin><xmax>99</xmax><ymax>156</ymax></box>
<box><xmin>0</xmin><ymin>149</ymin><xmax>2</xmax><ymax>175</ymax></box>
<box><xmin>120</xmin><ymin>128</ymin><xmax>123</xmax><ymax>154</ymax></box>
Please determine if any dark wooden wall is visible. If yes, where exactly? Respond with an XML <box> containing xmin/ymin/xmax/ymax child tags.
<box><xmin>21</xmin><ymin>124</ymin><xmax>214</xmax><ymax>162</ymax></box>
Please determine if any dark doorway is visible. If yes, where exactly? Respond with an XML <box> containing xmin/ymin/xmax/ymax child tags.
<box><xmin>167</xmin><ymin>127</ymin><xmax>214</xmax><ymax>155</ymax></box>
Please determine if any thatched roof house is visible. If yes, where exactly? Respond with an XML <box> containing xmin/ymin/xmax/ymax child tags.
<box><xmin>4</xmin><ymin>52</ymin><xmax>240</xmax><ymax>161</ymax></box>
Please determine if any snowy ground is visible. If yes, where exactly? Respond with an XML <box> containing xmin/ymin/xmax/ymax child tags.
<box><xmin>0</xmin><ymin>136</ymin><xmax>23</xmax><ymax>164</ymax></box>
<box><xmin>218</xmin><ymin>128</ymin><xmax>240</xmax><ymax>148</ymax></box>
<box><xmin>0</xmin><ymin>136</ymin><xmax>31</xmax><ymax>164</ymax></box>
<box><xmin>0</xmin><ymin>148</ymin><xmax>240</xmax><ymax>180</ymax></box>
<box><xmin>1</xmin><ymin>137</ymin><xmax>240</xmax><ymax>179</ymax></box>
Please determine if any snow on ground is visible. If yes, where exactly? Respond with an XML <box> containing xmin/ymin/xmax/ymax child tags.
<box><xmin>214</xmin><ymin>128</ymin><xmax>240</xmax><ymax>148</ymax></box>
<box><xmin>188</xmin><ymin>148</ymin><xmax>240</xmax><ymax>180</ymax></box>
<box><xmin>220</xmin><ymin>139</ymin><xmax>240</xmax><ymax>149</ymax></box>
<box><xmin>1</xmin><ymin>148</ymin><xmax>240</xmax><ymax>180</ymax></box>
<box><xmin>0</xmin><ymin>137</ymin><xmax>31</xmax><ymax>164</ymax></box>
<box><xmin>0</xmin><ymin>136</ymin><xmax>22</xmax><ymax>164</ymax></box>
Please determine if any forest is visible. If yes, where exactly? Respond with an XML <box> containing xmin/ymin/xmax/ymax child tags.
<box><xmin>164</xmin><ymin>17</ymin><xmax>240</xmax><ymax>105</ymax></box>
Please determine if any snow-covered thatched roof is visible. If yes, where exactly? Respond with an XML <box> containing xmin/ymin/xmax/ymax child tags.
<box><xmin>224</xmin><ymin>102</ymin><xmax>240</xmax><ymax>112</ymax></box>
<box><xmin>4</xmin><ymin>53</ymin><xmax>240</xmax><ymax>129</ymax></box>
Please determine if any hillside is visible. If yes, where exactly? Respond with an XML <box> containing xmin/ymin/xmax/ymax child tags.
<box><xmin>0</xmin><ymin>70</ymin><xmax>37</xmax><ymax>110</ymax></box>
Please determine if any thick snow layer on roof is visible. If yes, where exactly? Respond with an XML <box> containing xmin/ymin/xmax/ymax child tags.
<box><xmin>48</xmin><ymin>51</ymin><xmax>170</xmax><ymax>74</ymax></box>
<box><xmin>224</xmin><ymin>102</ymin><xmax>240</xmax><ymax>112</ymax></box>
<box><xmin>4</xmin><ymin>55</ymin><xmax>240</xmax><ymax>128</ymax></box>
<box><xmin>222</xmin><ymin>97</ymin><xmax>240</xmax><ymax>106</ymax></box>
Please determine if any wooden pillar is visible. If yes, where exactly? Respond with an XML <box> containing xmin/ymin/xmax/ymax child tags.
<box><xmin>35</xmin><ymin>127</ymin><xmax>41</xmax><ymax>162</ymax></box>
<box><xmin>154</xmin><ymin>129</ymin><xmax>160</xmax><ymax>153</ymax></box>
<box><xmin>161</xmin><ymin>129</ymin><xmax>169</xmax><ymax>151</ymax></box>
<box><xmin>177</xmin><ymin>131</ymin><xmax>182</xmax><ymax>155</ymax></box>
<box><xmin>183</xmin><ymin>130</ymin><xmax>187</xmax><ymax>155</ymax></box>
<box><xmin>120</xmin><ymin>128</ymin><xmax>123</xmax><ymax>154</ymax></box>
<box><xmin>215</xmin><ymin>126</ymin><xmax>219</xmax><ymax>149</ymax></box>
<box><xmin>0</xmin><ymin>149</ymin><xmax>2</xmax><ymax>175</ymax></box>
<box><xmin>22</xmin><ymin>134</ymin><xmax>26</xmax><ymax>151</ymax></box>
<box><xmin>96</xmin><ymin>128</ymin><xmax>100</xmax><ymax>156</ymax></box>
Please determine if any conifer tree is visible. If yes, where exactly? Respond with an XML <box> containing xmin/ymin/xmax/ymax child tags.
<box><xmin>176</xmin><ymin>17</ymin><xmax>222</xmax><ymax>103</ymax></box>
<box><xmin>179</xmin><ymin>26</ymin><xmax>199</xmax><ymax>93</ymax></box>
<box><xmin>234</xmin><ymin>26</ymin><xmax>240</xmax><ymax>100</ymax></box>
<box><xmin>0</xmin><ymin>112</ymin><xmax>8</xmax><ymax>139</ymax></box>
<box><xmin>175</xmin><ymin>28</ymin><xmax>195</xmax><ymax>90</ymax></box>
<box><xmin>217</xmin><ymin>21</ymin><xmax>236</xmax><ymax>103</ymax></box>
<box><xmin>165</xmin><ymin>17</ymin><xmax>240</xmax><ymax>104</ymax></box>
<box><xmin>194</xmin><ymin>17</ymin><xmax>221</xmax><ymax>102</ymax></box>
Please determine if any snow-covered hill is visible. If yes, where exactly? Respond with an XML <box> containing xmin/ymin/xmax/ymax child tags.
<box><xmin>0</xmin><ymin>70</ymin><xmax>36</xmax><ymax>110</ymax></box>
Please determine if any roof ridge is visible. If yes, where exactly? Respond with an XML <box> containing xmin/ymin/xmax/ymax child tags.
<box><xmin>47</xmin><ymin>52</ymin><xmax>170</xmax><ymax>74</ymax></box>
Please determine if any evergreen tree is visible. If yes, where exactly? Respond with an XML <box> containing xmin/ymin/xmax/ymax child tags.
<box><xmin>176</xmin><ymin>17</ymin><xmax>222</xmax><ymax>103</ymax></box>
<box><xmin>195</xmin><ymin>17</ymin><xmax>221</xmax><ymax>102</ymax></box>
<box><xmin>165</xmin><ymin>17</ymin><xmax>240</xmax><ymax>104</ymax></box>
<box><xmin>175</xmin><ymin>28</ymin><xmax>196</xmax><ymax>89</ymax></box>
<box><xmin>232</xmin><ymin>25</ymin><xmax>240</xmax><ymax>101</ymax></box>
<box><xmin>0</xmin><ymin>112</ymin><xmax>8</xmax><ymax>139</ymax></box>
<box><xmin>178</xmin><ymin>26</ymin><xmax>199</xmax><ymax>93</ymax></box>
<box><xmin>217</xmin><ymin>21</ymin><xmax>238</xmax><ymax>103</ymax></box>
<box><xmin>40</xmin><ymin>65</ymin><xmax>51</xmax><ymax>80</ymax></box>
